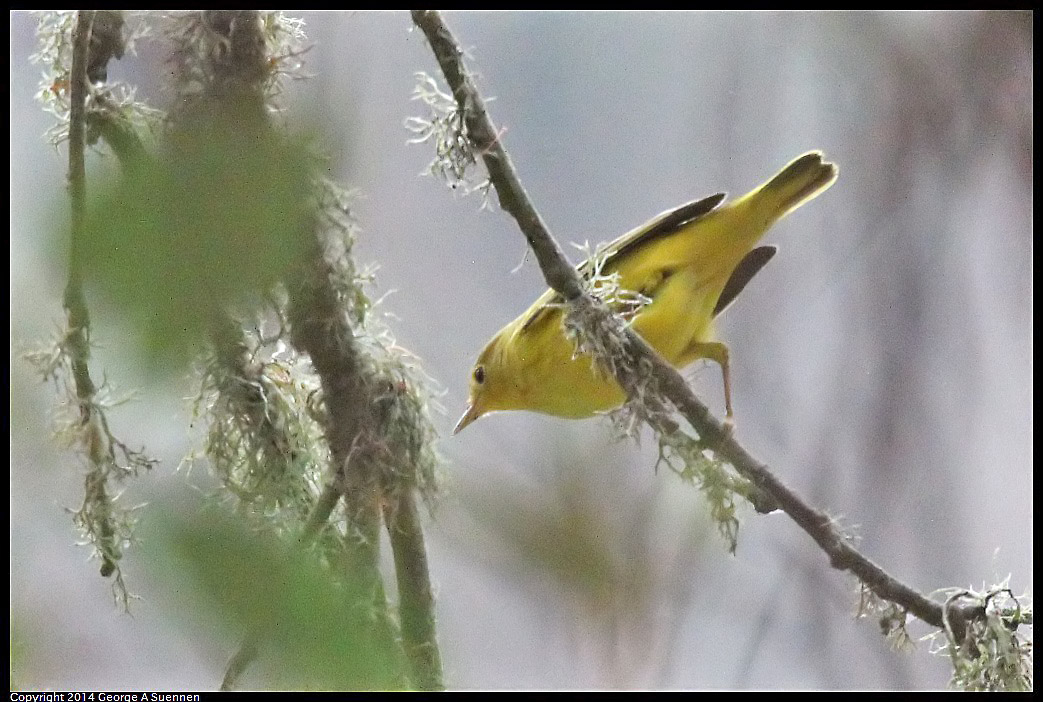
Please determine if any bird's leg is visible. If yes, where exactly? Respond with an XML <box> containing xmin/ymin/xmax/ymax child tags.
<box><xmin>686</xmin><ymin>341</ymin><xmax>734</xmax><ymax>432</ymax></box>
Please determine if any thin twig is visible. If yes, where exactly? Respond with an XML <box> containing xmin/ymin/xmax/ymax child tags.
<box><xmin>301</xmin><ymin>482</ymin><xmax>341</xmax><ymax>544</ymax></box>
<box><xmin>410</xmin><ymin>9</ymin><xmax>967</xmax><ymax>632</ymax></box>
<box><xmin>66</xmin><ymin>11</ymin><xmax>95</xmax><ymax>407</ymax></box>
<box><xmin>222</xmin><ymin>481</ymin><xmax>343</xmax><ymax>692</ymax></box>
<box><xmin>65</xmin><ymin>10</ymin><xmax>124</xmax><ymax>582</ymax></box>
<box><xmin>383</xmin><ymin>490</ymin><xmax>444</xmax><ymax>691</ymax></box>
<box><xmin>219</xmin><ymin>638</ymin><xmax>259</xmax><ymax>692</ymax></box>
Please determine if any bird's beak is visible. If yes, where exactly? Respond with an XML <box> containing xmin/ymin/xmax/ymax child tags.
<box><xmin>453</xmin><ymin>402</ymin><xmax>482</xmax><ymax>435</ymax></box>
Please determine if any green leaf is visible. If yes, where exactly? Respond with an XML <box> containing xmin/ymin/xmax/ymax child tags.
<box><xmin>79</xmin><ymin>122</ymin><xmax>314</xmax><ymax>366</ymax></box>
<box><xmin>143</xmin><ymin>506</ymin><xmax>407</xmax><ymax>691</ymax></box>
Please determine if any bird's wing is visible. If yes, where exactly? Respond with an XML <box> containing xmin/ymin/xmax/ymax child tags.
<box><xmin>520</xmin><ymin>193</ymin><xmax>727</xmax><ymax>334</ymax></box>
<box><xmin>577</xmin><ymin>192</ymin><xmax>727</xmax><ymax>279</ymax></box>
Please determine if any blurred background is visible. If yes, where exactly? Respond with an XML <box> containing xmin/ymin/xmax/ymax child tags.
<box><xmin>10</xmin><ymin>10</ymin><xmax>1032</xmax><ymax>690</ymax></box>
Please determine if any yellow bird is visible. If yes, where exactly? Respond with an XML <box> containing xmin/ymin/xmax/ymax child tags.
<box><xmin>454</xmin><ymin>152</ymin><xmax>837</xmax><ymax>434</ymax></box>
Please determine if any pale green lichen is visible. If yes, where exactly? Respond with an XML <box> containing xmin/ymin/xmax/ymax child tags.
<box><xmin>32</xmin><ymin>11</ymin><xmax>160</xmax><ymax>149</ymax></box>
<box><xmin>925</xmin><ymin>581</ymin><xmax>1033</xmax><ymax>691</ymax></box>
<box><xmin>406</xmin><ymin>72</ymin><xmax>493</xmax><ymax>203</ymax></box>
<box><xmin>24</xmin><ymin>333</ymin><xmax>157</xmax><ymax>609</ymax></box>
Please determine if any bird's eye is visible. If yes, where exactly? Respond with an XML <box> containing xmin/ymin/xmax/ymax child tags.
<box><xmin>474</xmin><ymin>365</ymin><xmax>486</xmax><ymax>384</ymax></box>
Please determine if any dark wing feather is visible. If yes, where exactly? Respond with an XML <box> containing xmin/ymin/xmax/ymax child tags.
<box><xmin>521</xmin><ymin>193</ymin><xmax>727</xmax><ymax>332</ymax></box>
<box><xmin>576</xmin><ymin>192</ymin><xmax>727</xmax><ymax>278</ymax></box>
<box><xmin>713</xmin><ymin>245</ymin><xmax>777</xmax><ymax>317</ymax></box>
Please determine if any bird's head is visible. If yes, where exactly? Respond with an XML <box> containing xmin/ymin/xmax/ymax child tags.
<box><xmin>454</xmin><ymin>331</ymin><xmax>522</xmax><ymax>434</ymax></box>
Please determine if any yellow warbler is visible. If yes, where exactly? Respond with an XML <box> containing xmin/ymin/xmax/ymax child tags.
<box><xmin>454</xmin><ymin>152</ymin><xmax>838</xmax><ymax>434</ymax></box>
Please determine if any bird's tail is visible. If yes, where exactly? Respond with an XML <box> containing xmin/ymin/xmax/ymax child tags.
<box><xmin>754</xmin><ymin>151</ymin><xmax>838</xmax><ymax>223</ymax></box>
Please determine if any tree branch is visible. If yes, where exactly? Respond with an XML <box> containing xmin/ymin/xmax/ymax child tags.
<box><xmin>287</xmin><ymin>247</ymin><xmax>386</xmax><ymax>596</ymax></box>
<box><xmin>411</xmin><ymin>9</ymin><xmax>964</xmax><ymax>632</ymax></box>
<box><xmin>410</xmin><ymin>11</ymin><xmax>584</xmax><ymax>303</ymax></box>
<box><xmin>286</xmin><ymin>242</ymin><xmax>415</xmax><ymax>688</ymax></box>
<box><xmin>170</xmin><ymin>11</ymin><xmax>405</xmax><ymax>688</ymax></box>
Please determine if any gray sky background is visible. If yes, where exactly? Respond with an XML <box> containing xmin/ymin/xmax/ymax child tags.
<box><xmin>10</xmin><ymin>11</ymin><xmax>1032</xmax><ymax>690</ymax></box>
